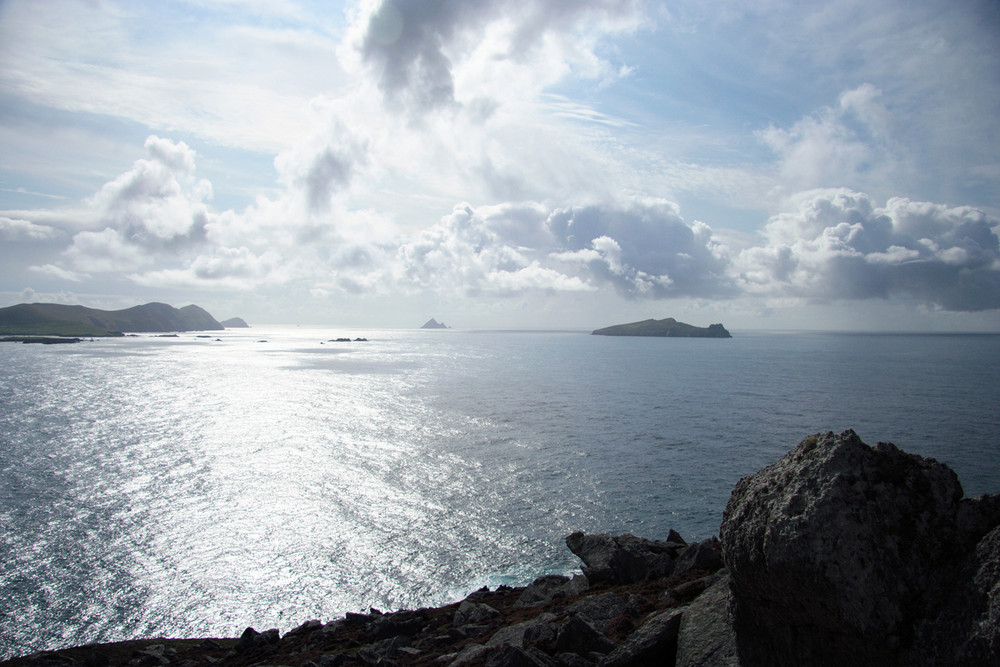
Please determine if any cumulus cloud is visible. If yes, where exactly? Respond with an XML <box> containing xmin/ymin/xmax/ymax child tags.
<box><xmin>758</xmin><ymin>84</ymin><xmax>899</xmax><ymax>195</ymax></box>
<box><xmin>87</xmin><ymin>135</ymin><xmax>212</xmax><ymax>247</ymax></box>
<box><xmin>396</xmin><ymin>198</ymin><xmax>732</xmax><ymax>298</ymax></box>
<box><xmin>735</xmin><ymin>189</ymin><xmax>1000</xmax><ymax>311</ymax></box>
<box><xmin>0</xmin><ymin>216</ymin><xmax>61</xmax><ymax>241</ymax></box>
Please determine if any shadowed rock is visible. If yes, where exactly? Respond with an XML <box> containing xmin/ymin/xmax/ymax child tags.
<box><xmin>721</xmin><ymin>430</ymin><xmax>1000</xmax><ymax>666</ymax></box>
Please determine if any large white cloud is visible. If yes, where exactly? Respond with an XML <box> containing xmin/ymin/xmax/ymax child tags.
<box><xmin>735</xmin><ymin>189</ymin><xmax>1000</xmax><ymax>311</ymax></box>
<box><xmin>396</xmin><ymin>198</ymin><xmax>733</xmax><ymax>299</ymax></box>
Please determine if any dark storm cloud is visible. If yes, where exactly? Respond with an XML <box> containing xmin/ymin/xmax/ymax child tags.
<box><xmin>357</xmin><ymin>0</ymin><xmax>641</xmax><ymax>114</ymax></box>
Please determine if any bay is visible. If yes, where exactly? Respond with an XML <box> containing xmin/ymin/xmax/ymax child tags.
<box><xmin>1</xmin><ymin>328</ymin><xmax>998</xmax><ymax>659</ymax></box>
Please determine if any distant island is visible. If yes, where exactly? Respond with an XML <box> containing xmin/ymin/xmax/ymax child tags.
<box><xmin>592</xmin><ymin>317</ymin><xmax>732</xmax><ymax>338</ymax></box>
<box><xmin>221</xmin><ymin>317</ymin><xmax>250</xmax><ymax>328</ymax></box>
<box><xmin>421</xmin><ymin>318</ymin><xmax>449</xmax><ymax>329</ymax></box>
<box><xmin>0</xmin><ymin>302</ymin><xmax>224</xmax><ymax>337</ymax></box>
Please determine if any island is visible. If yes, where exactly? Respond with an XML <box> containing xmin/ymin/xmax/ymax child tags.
<box><xmin>0</xmin><ymin>302</ymin><xmax>225</xmax><ymax>337</ymax></box>
<box><xmin>221</xmin><ymin>317</ymin><xmax>250</xmax><ymax>328</ymax></box>
<box><xmin>421</xmin><ymin>318</ymin><xmax>449</xmax><ymax>329</ymax></box>
<box><xmin>592</xmin><ymin>317</ymin><xmax>731</xmax><ymax>338</ymax></box>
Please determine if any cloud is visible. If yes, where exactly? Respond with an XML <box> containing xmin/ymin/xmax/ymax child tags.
<box><xmin>757</xmin><ymin>84</ymin><xmax>898</xmax><ymax>194</ymax></box>
<box><xmin>396</xmin><ymin>198</ymin><xmax>732</xmax><ymax>299</ymax></box>
<box><xmin>129</xmin><ymin>246</ymin><xmax>285</xmax><ymax>290</ymax></box>
<box><xmin>87</xmin><ymin>135</ymin><xmax>212</xmax><ymax>247</ymax></box>
<box><xmin>0</xmin><ymin>216</ymin><xmax>61</xmax><ymax>241</ymax></box>
<box><xmin>735</xmin><ymin>189</ymin><xmax>1000</xmax><ymax>311</ymax></box>
<box><xmin>348</xmin><ymin>0</ymin><xmax>643</xmax><ymax>116</ymax></box>
<box><xmin>547</xmin><ymin>200</ymin><xmax>734</xmax><ymax>298</ymax></box>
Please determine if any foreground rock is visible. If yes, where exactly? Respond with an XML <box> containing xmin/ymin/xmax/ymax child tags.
<box><xmin>722</xmin><ymin>430</ymin><xmax>1000</xmax><ymax>666</ymax></box>
<box><xmin>5</xmin><ymin>431</ymin><xmax>996</xmax><ymax>666</ymax></box>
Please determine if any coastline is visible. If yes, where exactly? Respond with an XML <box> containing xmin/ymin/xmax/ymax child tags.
<box><xmin>4</xmin><ymin>431</ymin><xmax>997</xmax><ymax>666</ymax></box>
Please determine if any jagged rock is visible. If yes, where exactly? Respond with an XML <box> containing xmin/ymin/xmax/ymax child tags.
<box><xmin>908</xmin><ymin>524</ymin><xmax>1000</xmax><ymax>665</ymax></box>
<box><xmin>284</xmin><ymin>618</ymin><xmax>322</xmax><ymax>638</ymax></box>
<box><xmin>516</xmin><ymin>574</ymin><xmax>589</xmax><ymax>607</ymax></box>
<box><xmin>233</xmin><ymin>627</ymin><xmax>260</xmax><ymax>653</ymax></box>
<box><xmin>565</xmin><ymin>593</ymin><xmax>629</xmax><ymax>629</ymax></box>
<box><xmin>554</xmin><ymin>615</ymin><xmax>615</xmax><ymax>655</ymax></box>
<box><xmin>485</xmin><ymin>645</ymin><xmax>560</xmax><ymax>667</ymax></box>
<box><xmin>674</xmin><ymin>573</ymin><xmax>738</xmax><ymax>667</ymax></box>
<box><xmin>600</xmin><ymin>609</ymin><xmax>683</xmax><ymax>666</ymax></box>
<box><xmin>453</xmin><ymin>600</ymin><xmax>501</xmax><ymax>627</ymax></box>
<box><xmin>444</xmin><ymin>642</ymin><xmax>489</xmax><ymax>665</ymax></box>
<box><xmin>486</xmin><ymin>613</ymin><xmax>557</xmax><ymax>649</ymax></box>
<box><xmin>672</xmin><ymin>538</ymin><xmax>723</xmax><ymax>578</ymax></box>
<box><xmin>720</xmin><ymin>430</ymin><xmax>995</xmax><ymax>666</ymax></box>
<box><xmin>357</xmin><ymin>635</ymin><xmax>411</xmax><ymax>663</ymax></box>
<box><xmin>566</xmin><ymin>532</ymin><xmax>677</xmax><ymax>584</ymax></box>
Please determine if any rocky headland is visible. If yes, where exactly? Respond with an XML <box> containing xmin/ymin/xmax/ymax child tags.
<box><xmin>0</xmin><ymin>303</ymin><xmax>224</xmax><ymax>337</ymax></box>
<box><xmin>592</xmin><ymin>318</ymin><xmax>731</xmax><ymax>338</ymax></box>
<box><xmin>4</xmin><ymin>431</ymin><xmax>997</xmax><ymax>666</ymax></box>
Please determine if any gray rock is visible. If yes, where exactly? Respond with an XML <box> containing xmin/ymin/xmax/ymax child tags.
<box><xmin>909</xmin><ymin>524</ymin><xmax>1000</xmax><ymax>665</ymax></box>
<box><xmin>445</xmin><ymin>642</ymin><xmax>489</xmax><ymax>666</ymax></box>
<box><xmin>453</xmin><ymin>600</ymin><xmax>501</xmax><ymax>627</ymax></box>
<box><xmin>599</xmin><ymin>609</ymin><xmax>683</xmax><ymax>667</ymax></box>
<box><xmin>486</xmin><ymin>613</ymin><xmax>558</xmax><ymax>649</ymax></box>
<box><xmin>357</xmin><ymin>634</ymin><xmax>410</xmax><ymax>664</ymax></box>
<box><xmin>675</xmin><ymin>573</ymin><xmax>739</xmax><ymax>667</ymax></box>
<box><xmin>517</xmin><ymin>574</ymin><xmax>589</xmax><ymax>607</ymax></box>
<box><xmin>672</xmin><ymin>538</ymin><xmax>724</xmax><ymax>578</ymax></box>
<box><xmin>566</xmin><ymin>532</ymin><xmax>676</xmax><ymax>584</ymax></box>
<box><xmin>485</xmin><ymin>645</ymin><xmax>561</xmax><ymax>667</ymax></box>
<box><xmin>554</xmin><ymin>615</ymin><xmax>615</xmax><ymax>656</ymax></box>
<box><xmin>284</xmin><ymin>619</ymin><xmax>322</xmax><ymax>638</ymax></box>
<box><xmin>720</xmin><ymin>430</ymin><xmax>978</xmax><ymax>666</ymax></box>
<box><xmin>566</xmin><ymin>593</ymin><xmax>628</xmax><ymax>630</ymax></box>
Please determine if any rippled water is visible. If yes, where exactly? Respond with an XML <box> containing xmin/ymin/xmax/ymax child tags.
<box><xmin>2</xmin><ymin>328</ymin><xmax>998</xmax><ymax>658</ymax></box>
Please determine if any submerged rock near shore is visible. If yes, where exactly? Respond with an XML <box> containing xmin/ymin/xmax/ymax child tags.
<box><xmin>5</xmin><ymin>431</ymin><xmax>997</xmax><ymax>666</ymax></box>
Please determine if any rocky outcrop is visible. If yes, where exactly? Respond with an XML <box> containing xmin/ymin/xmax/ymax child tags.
<box><xmin>721</xmin><ymin>430</ymin><xmax>1000</xmax><ymax>666</ymax></box>
<box><xmin>6</xmin><ymin>431</ymin><xmax>997</xmax><ymax>667</ymax></box>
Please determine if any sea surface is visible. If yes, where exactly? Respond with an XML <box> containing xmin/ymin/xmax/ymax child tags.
<box><xmin>1</xmin><ymin>327</ymin><xmax>998</xmax><ymax>658</ymax></box>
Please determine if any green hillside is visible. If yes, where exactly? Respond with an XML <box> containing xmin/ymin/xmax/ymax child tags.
<box><xmin>0</xmin><ymin>302</ymin><xmax>224</xmax><ymax>336</ymax></box>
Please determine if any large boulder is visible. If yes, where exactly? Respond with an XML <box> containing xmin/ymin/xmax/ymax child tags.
<box><xmin>721</xmin><ymin>430</ymin><xmax>999</xmax><ymax>666</ymax></box>
<box><xmin>566</xmin><ymin>532</ymin><xmax>682</xmax><ymax>584</ymax></box>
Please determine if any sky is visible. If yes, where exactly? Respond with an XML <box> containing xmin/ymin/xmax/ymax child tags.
<box><xmin>1</xmin><ymin>0</ymin><xmax>999</xmax><ymax>331</ymax></box>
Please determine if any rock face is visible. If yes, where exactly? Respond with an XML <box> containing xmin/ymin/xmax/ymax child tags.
<box><xmin>721</xmin><ymin>430</ymin><xmax>1000</xmax><ymax>666</ymax></box>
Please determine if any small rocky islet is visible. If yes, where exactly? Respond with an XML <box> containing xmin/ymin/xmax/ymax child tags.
<box><xmin>4</xmin><ymin>431</ymin><xmax>997</xmax><ymax>666</ymax></box>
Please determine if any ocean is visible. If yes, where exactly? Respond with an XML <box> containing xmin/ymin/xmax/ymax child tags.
<box><xmin>1</xmin><ymin>327</ymin><xmax>998</xmax><ymax>659</ymax></box>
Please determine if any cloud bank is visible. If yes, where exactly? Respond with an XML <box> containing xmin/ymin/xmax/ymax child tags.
<box><xmin>25</xmin><ymin>134</ymin><xmax>999</xmax><ymax>314</ymax></box>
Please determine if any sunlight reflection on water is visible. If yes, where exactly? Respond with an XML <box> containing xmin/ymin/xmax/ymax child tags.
<box><xmin>1</xmin><ymin>328</ymin><xmax>998</xmax><ymax>658</ymax></box>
